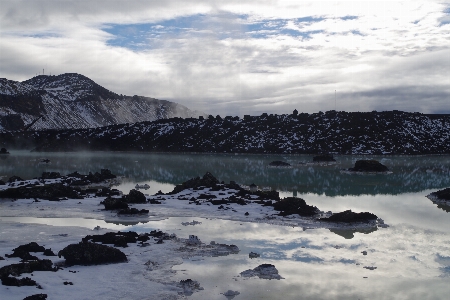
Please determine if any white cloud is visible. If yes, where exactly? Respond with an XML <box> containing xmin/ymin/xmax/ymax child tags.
<box><xmin>0</xmin><ymin>0</ymin><xmax>449</xmax><ymax>116</ymax></box>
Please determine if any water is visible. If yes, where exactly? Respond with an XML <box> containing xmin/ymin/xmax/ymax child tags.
<box><xmin>1</xmin><ymin>151</ymin><xmax>450</xmax><ymax>299</ymax></box>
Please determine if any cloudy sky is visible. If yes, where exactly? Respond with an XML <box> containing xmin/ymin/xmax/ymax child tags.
<box><xmin>1</xmin><ymin>0</ymin><xmax>449</xmax><ymax>116</ymax></box>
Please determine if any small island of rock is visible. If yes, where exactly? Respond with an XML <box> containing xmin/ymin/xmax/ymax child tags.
<box><xmin>344</xmin><ymin>160</ymin><xmax>390</xmax><ymax>173</ymax></box>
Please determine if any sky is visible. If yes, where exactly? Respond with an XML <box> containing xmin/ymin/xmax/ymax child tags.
<box><xmin>1</xmin><ymin>0</ymin><xmax>450</xmax><ymax>116</ymax></box>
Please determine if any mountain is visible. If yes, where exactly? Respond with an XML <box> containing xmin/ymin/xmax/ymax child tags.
<box><xmin>0</xmin><ymin>73</ymin><xmax>207</xmax><ymax>131</ymax></box>
<box><xmin>2</xmin><ymin>110</ymin><xmax>450</xmax><ymax>155</ymax></box>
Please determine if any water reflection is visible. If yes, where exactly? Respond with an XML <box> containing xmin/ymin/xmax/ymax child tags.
<box><xmin>329</xmin><ymin>227</ymin><xmax>378</xmax><ymax>239</ymax></box>
<box><xmin>1</xmin><ymin>151</ymin><xmax>450</xmax><ymax>196</ymax></box>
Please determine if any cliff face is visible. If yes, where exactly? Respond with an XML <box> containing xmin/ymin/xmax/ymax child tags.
<box><xmin>0</xmin><ymin>73</ymin><xmax>206</xmax><ymax>131</ymax></box>
<box><xmin>3</xmin><ymin>110</ymin><xmax>450</xmax><ymax>155</ymax></box>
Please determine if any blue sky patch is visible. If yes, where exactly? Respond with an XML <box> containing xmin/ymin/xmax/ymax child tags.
<box><xmin>102</xmin><ymin>14</ymin><xmax>328</xmax><ymax>50</ymax></box>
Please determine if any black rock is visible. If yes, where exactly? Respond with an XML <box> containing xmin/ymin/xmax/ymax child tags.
<box><xmin>170</xmin><ymin>172</ymin><xmax>220</xmax><ymax>194</ymax></box>
<box><xmin>0</xmin><ymin>148</ymin><xmax>9</xmax><ymax>154</ymax></box>
<box><xmin>320</xmin><ymin>210</ymin><xmax>378</xmax><ymax>223</ymax></box>
<box><xmin>348</xmin><ymin>160</ymin><xmax>389</xmax><ymax>172</ymax></box>
<box><xmin>0</xmin><ymin>183</ymin><xmax>82</xmax><ymax>201</ymax></box>
<box><xmin>268</xmin><ymin>161</ymin><xmax>291</xmax><ymax>167</ymax></box>
<box><xmin>40</xmin><ymin>172</ymin><xmax>61</xmax><ymax>179</ymax></box>
<box><xmin>101</xmin><ymin>197</ymin><xmax>129</xmax><ymax>210</ymax></box>
<box><xmin>8</xmin><ymin>175</ymin><xmax>24</xmax><ymax>183</ymax></box>
<box><xmin>82</xmin><ymin>231</ymin><xmax>139</xmax><ymax>247</ymax></box>
<box><xmin>126</xmin><ymin>189</ymin><xmax>146</xmax><ymax>203</ymax></box>
<box><xmin>2</xmin><ymin>276</ymin><xmax>37</xmax><ymax>287</ymax></box>
<box><xmin>43</xmin><ymin>249</ymin><xmax>56</xmax><ymax>256</ymax></box>
<box><xmin>117</xmin><ymin>208</ymin><xmax>149</xmax><ymax>215</ymax></box>
<box><xmin>58</xmin><ymin>241</ymin><xmax>127</xmax><ymax>265</ymax></box>
<box><xmin>23</xmin><ymin>294</ymin><xmax>48</xmax><ymax>300</ymax></box>
<box><xmin>0</xmin><ymin>259</ymin><xmax>55</xmax><ymax>279</ymax></box>
<box><xmin>273</xmin><ymin>197</ymin><xmax>319</xmax><ymax>216</ymax></box>
<box><xmin>0</xmin><ymin>180</ymin><xmax>5</xmax><ymax>185</ymax></box>
<box><xmin>5</xmin><ymin>242</ymin><xmax>46</xmax><ymax>260</ymax></box>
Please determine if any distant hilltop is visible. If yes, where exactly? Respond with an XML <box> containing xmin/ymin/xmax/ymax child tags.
<box><xmin>0</xmin><ymin>73</ymin><xmax>207</xmax><ymax>131</ymax></box>
<box><xmin>2</xmin><ymin>110</ymin><xmax>450</xmax><ymax>155</ymax></box>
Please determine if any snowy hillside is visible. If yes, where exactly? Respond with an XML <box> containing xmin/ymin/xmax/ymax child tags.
<box><xmin>0</xmin><ymin>73</ymin><xmax>207</xmax><ymax>130</ymax></box>
<box><xmin>3</xmin><ymin>110</ymin><xmax>450</xmax><ymax>155</ymax></box>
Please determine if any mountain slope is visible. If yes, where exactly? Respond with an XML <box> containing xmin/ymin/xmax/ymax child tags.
<box><xmin>3</xmin><ymin>110</ymin><xmax>450</xmax><ymax>155</ymax></box>
<box><xmin>0</xmin><ymin>73</ymin><xmax>207</xmax><ymax>131</ymax></box>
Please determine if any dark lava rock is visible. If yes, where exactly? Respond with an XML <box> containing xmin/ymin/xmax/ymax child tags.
<box><xmin>320</xmin><ymin>210</ymin><xmax>378</xmax><ymax>223</ymax></box>
<box><xmin>0</xmin><ymin>183</ymin><xmax>82</xmax><ymax>201</ymax></box>
<box><xmin>8</xmin><ymin>175</ymin><xmax>24</xmax><ymax>183</ymax></box>
<box><xmin>313</xmin><ymin>154</ymin><xmax>336</xmax><ymax>162</ymax></box>
<box><xmin>58</xmin><ymin>241</ymin><xmax>127</xmax><ymax>265</ymax></box>
<box><xmin>347</xmin><ymin>160</ymin><xmax>389</xmax><ymax>172</ymax></box>
<box><xmin>95</xmin><ymin>187</ymin><xmax>121</xmax><ymax>197</ymax></box>
<box><xmin>40</xmin><ymin>172</ymin><xmax>61</xmax><ymax>179</ymax></box>
<box><xmin>0</xmin><ymin>148</ymin><xmax>9</xmax><ymax>154</ymax></box>
<box><xmin>268</xmin><ymin>161</ymin><xmax>291</xmax><ymax>167</ymax></box>
<box><xmin>170</xmin><ymin>172</ymin><xmax>220</xmax><ymax>194</ymax></box>
<box><xmin>2</xmin><ymin>276</ymin><xmax>37</xmax><ymax>287</ymax></box>
<box><xmin>126</xmin><ymin>189</ymin><xmax>146</xmax><ymax>203</ymax></box>
<box><xmin>0</xmin><ymin>259</ymin><xmax>55</xmax><ymax>279</ymax></box>
<box><xmin>117</xmin><ymin>208</ymin><xmax>149</xmax><ymax>215</ymax></box>
<box><xmin>0</xmin><ymin>180</ymin><xmax>5</xmax><ymax>185</ymax></box>
<box><xmin>101</xmin><ymin>197</ymin><xmax>129</xmax><ymax>210</ymax></box>
<box><xmin>82</xmin><ymin>231</ymin><xmax>140</xmax><ymax>247</ymax></box>
<box><xmin>273</xmin><ymin>197</ymin><xmax>319</xmax><ymax>216</ymax></box>
<box><xmin>23</xmin><ymin>294</ymin><xmax>48</xmax><ymax>300</ymax></box>
<box><xmin>428</xmin><ymin>188</ymin><xmax>450</xmax><ymax>201</ymax></box>
<box><xmin>5</xmin><ymin>242</ymin><xmax>46</xmax><ymax>260</ymax></box>
<box><xmin>43</xmin><ymin>249</ymin><xmax>56</xmax><ymax>256</ymax></box>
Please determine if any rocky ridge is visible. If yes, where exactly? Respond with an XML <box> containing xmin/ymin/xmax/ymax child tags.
<box><xmin>3</xmin><ymin>110</ymin><xmax>450</xmax><ymax>155</ymax></box>
<box><xmin>0</xmin><ymin>73</ymin><xmax>207</xmax><ymax>131</ymax></box>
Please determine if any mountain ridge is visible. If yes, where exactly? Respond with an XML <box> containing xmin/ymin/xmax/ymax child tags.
<box><xmin>0</xmin><ymin>73</ymin><xmax>207</xmax><ymax>131</ymax></box>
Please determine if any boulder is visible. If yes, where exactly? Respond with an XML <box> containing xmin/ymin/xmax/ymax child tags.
<box><xmin>8</xmin><ymin>175</ymin><xmax>24</xmax><ymax>183</ymax></box>
<box><xmin>58</xmin><ymin>241</ymin><xmax>127</xmax><ymax>265</ymax></box>
<box><xmin>0</xmin><ymin>148</ymin><xmax>9</xmax><ymax>154</ymax></box>
<box><xmin>273</xmin><ymin>197</ymin><xmax>319</xmax><ymax>216</ymax></box>
<box><xmin>126</xmin><ymin>189</ymin><xmax>146</xmax><ymax>203</ymax></box>
<box><xmin>101</xmin><ymin>197</ymin><xmax>129</xmax><ymax>210</ymax></box>
<box><xmin>347</xmin><ymin>160</ymin><xmax>389</xmax><ymax>172</ymax></box>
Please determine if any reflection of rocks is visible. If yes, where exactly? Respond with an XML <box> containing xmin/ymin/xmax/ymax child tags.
<box><xmin>427</xmin><ymin>187</ymin><xmax>450</xmax><ymax>201</ymax></box>
<box><xmin>329</xmin><ymin>227</ymin><xmax>378</xmax><ymax>239</ymax></box>
<box><xmin>273</xmin><ymin>197</ymin><xmax>319</xmax><ymax>216</ymax></box>
<box><xmin>240</xmin><ymin>264</ymin><xmax>284</xmax><ymax>280</ymax></box>
<box><xmin>23</xmin><ymin>294</ymin><xmax>48</xmax><ymax>300</ymax></box>
<box><xmin>268</xmin><ymin>161</ymin><xmax>291</xmax><ymax>167</ymax></box>
<box><xmin>345</xmin><ymin>160</ymin><xmax>390</xmax><ymax>173</ymax></box>
<box><xmin>58</xmin><ymin>242</ymin><xmax>127</xmax><ymax>265</ymax></box>
<box><xmin>320</xmin><ymin>210</ymin><xmax>378</xmax><ymax>223</ymax></box>
<box><xmin>427</xmin><ymin>188</ymin><xmax>450</xmax><ymax>212</ymax></box>
<box><xmin>222</xmin><ymin>290</ymin><xmax>240</xmax><ymax>298</ymax></box>
<box><xmin>177</xmin><ymin>279</ymin><xmax>204</xmax><ymax>296</ymax></box>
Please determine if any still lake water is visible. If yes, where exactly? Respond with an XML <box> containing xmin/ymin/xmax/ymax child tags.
<box><xmin>1</xmin><ymin>151</ymin><xmax>450</xmax><ymax>299</ymax></box>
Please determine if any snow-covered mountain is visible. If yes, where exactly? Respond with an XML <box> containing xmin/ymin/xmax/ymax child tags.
<box><xmin>0</xmin><ymin>73</ymin><xmax>207</xmax><ymax>131</ymax></box>
<box><xmin>3</xmin><ymin>110</ymin><xmax>450</xmax><ymax>155</ymax></box>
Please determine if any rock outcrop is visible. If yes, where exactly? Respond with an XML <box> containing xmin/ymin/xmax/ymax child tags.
<box><xmin>58</xmin><ymin>242</ymin><xmax>127</xmax><ymax>265</ymax></box>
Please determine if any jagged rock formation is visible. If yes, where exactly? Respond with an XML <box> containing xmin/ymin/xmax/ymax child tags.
<box><xmin>3</xmin><ymin>110</ymin><xmax>450</xmax><ymax>155</ymax></box>
<box><xmin>0</xmin><ymin>73</ymin><xmax>206</xmax><ymax>131</ymax></box>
